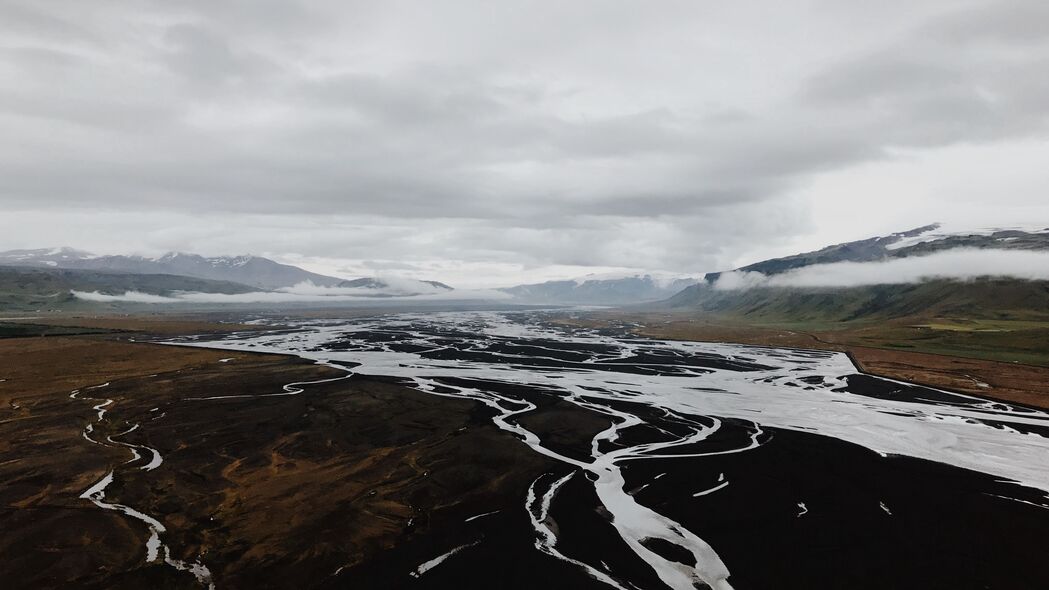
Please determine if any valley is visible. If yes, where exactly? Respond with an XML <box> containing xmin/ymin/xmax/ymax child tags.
<box><xmin>6</xmin><ymin>4</ymin><xmax>1049</xmax><ymax>588</ymax></box>
<box><xmin>2</xmin><ymin>311</ymin><xmax>1047</xmax><ymax>589</ymax></box>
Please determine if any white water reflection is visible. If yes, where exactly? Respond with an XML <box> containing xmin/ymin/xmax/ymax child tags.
<box><xmin>165</xmin><ymin>310</ymin><xmax>1049</xmax><ymax>590</ymax></box>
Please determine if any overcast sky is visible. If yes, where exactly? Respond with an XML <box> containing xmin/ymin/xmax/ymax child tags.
<box><xmin>2</xmin><ymin>0</ymin><xmax>1048</xmax><ymax>287</ymax></box>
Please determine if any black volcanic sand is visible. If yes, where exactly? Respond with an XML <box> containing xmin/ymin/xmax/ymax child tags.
<box><xmin>617</xmin><ymin>424</ymin><xmax>1049</xmax><ymax>589</ymax></box>
<box><xmin>99</xmin><ymin>372</ymin><xmax>576</xmax><ymax>590</ymax></box>
<box><xmin>836</xmin><ymin>374</ymin><xmax>1049</xmax><ymax>437</ymax></box>
<box><xmin>445</xmin><ymin>379</ymin><xmax>1049</xmax><ymax>590</ymax></box>
<box><xmin>397</xmin><ymin>374</ymin><xmax>1049</xmax><ymax>589</ymax></box>
<box><xmin>270</xmin><ymin>318</ymin><xmax>1049</xmax><ymax>590</ymax></box>
<box><xmin>0</xmin><ymin>339</ymin><xmax>582</xmax><ymax>589</ymax></box>
<box><xmin>5</xmin><ymin>321</ymin><xmax>1049</xmax><ymax>590</ymax></box>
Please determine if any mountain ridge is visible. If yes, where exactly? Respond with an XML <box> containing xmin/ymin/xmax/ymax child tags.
<box><xmin>500</xmin><ymin>273</ymin><xmax>698</xmax><ymax>305</ymax></box>
<box><xmin>0</xmin><ymin>248</ymin><xmax>347</xmax><ymax>290</ymax></box>
<box><xmin>705</xmin><ymin>223</ymin><xmax>1049</xmax><ymax>282</ymax></box>
<box><xmin>0</xmin><ymin>265</ymin><xmax>259</xmax><ymax>311</ymax></box>
<box><xmin>666</xmin><ymin>224</ymin><xmax>1049</xmax><ymax>323</ymax></box>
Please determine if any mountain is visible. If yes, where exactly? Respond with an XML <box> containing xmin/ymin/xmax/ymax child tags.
<box><xmin>666</xmin><ymin>278</ymin><xmax>1049</xmax><ymax>323</ymax></box>
<box><xmin>503</xmin><ymin>274</ymin><xmax>698</xmax><ymax>305</ymax></box>
<box><xmin>498</xmin><ymin>223</ymin><xmax>1048</xmax><ymax>308</ymax></box>
<box><xmin>336</xmin><ymin>277</ymin><xmax>453</xmax><ymax>295</ymax></box>
<box><xmin>0</xmin><ymin>247</ymin><xmax>96</xmax><ymax>267</ymax></box>
<box><xmin>0</xmin><ymin>248</ymin><xmax>345</xmax><ymax>290</ymax></box>
<box><xmin>0</xmin><ymin>265</ymin><xmax>258</xmax><ymax>311</ymax></box>
<box><xmin>706</xmin><ymin>223</ymin><xmax>1049</xmax><ymax>281</ymax></box>
<box><xmin>667</xmin><ymin>224</ymin><xmax>1049</xmax><ymax>323</ymax></box>
<box><xmin>0</xmin><ymin>248</ymin><xmax>473</xmax><ymax>308</ymax></box>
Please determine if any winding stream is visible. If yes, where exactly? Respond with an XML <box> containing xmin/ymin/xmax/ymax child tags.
<box><xmin>71</xmin><ymin>380</ymin><xmax>215</xmax><ymax>588</ymax></box>
<box><xmin>159</xmin><ymin>310</ymin><xmax>1049</xmax><ymax>589</ymax></box>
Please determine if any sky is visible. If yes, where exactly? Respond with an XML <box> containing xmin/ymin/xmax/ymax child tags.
<box><xmin>2</xmin><ymin>0</ymin><xmax>1048</xmax><ymax>288</ymax></box>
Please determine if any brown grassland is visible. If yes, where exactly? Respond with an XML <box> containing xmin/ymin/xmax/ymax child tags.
<box><xmin>0</xmin><ymin>317</ymin><xmax>550</xmax><ymax>588</ymax></box>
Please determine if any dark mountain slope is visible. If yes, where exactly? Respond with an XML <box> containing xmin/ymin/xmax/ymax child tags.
<box><xmin>502</xmin><ymin>275</ymin><xmax>697</xmax><ymax>305</ymax></box>
<box><xmin>703</xmin><ymin>224</ymin><xmax>1049</xmax><ymax>282</ymax></box>
<box><xmin>727</xmin><ymin>224</ymin><xmax>939</xmax><ymax>277</ymax></box>
<box><xmin>337</xmin><ymin>278</ymin><xmax>453</xmax><ymax>292</ymax></box>
<box><xmin>663</xmin><ymin>224</ymin><xmax>1049</xmax><ymax>324</ymax></box>
<box><xmin>0</xmin><ymin>266</ymin><xmax>257</xmax><ymax>311</ymax></box>
<box><xmin>666</xmin><ymin>279</ymin><xmax>1049</xmax><ymax>323</ymax></box>
<box><xmin>0</xmin><ymin>249</ymin><xmax>345</xmax><ymax>290</ymax></box>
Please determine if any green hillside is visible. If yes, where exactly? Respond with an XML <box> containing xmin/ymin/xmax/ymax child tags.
<box><xmin>0</xmin><ymin>266</ymin><xmax>258</xmax><ymax>311</ymax></box>
<box><xmin>667</xmin><ymin>278</ymin><xmax>1049</xmax><ymax>324</ymax></box>
<box><xmin>661</xmin><ymin>278</ymin><xmax>1049</xmax><ymax>365</ymax></box>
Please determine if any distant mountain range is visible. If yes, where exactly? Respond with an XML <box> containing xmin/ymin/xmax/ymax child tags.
<box><xmin>337</xmin><ymin>277</ymin><xmax>453</xmax><ymax>294</ymax></box>
<box><xmin>500</xmin><ymin>274</ymin><xmax>698</xmax><ymax>305</ymax></box>
<box><xmin>668</xmin><ymin>224</ymin><xmax>1049</xmax><ymax>322</ymax></box>
<box><xmin>4</xmin><ymin>223</ymin><xmax>1047</xmax><ymax>313</ymax></box>
<box><xmin>670</xmin><ymin>278</ymin><xmax>1049</xmax><ymax>323</ymax></box>
<box><xmin>0</xmin><ymin>248</ymin><xmax>463</xmax><ymax>309</ymax></box>
<box><xmin>0</xmin><ymin>248</ymin><xmax>343</xmax><ymax>290</ymax></box>
<box><xmin>0</xmin><ymin>265</ymin><xmax>258</xmax><ymax>311</ymax></box>
<box><xmin>501</xmin><ymin>223</ymin><xmax>1049</xmax><ymax>310</ymax></box>
<box><xmin>704</xmin><ymin>223</ymin><xmax>1049</xmax><ymax>280</ymax></box>
<box><xmin>0</xmin><ymin>247</ymin><xmax>699</xmax><ymax>307</ymax></box>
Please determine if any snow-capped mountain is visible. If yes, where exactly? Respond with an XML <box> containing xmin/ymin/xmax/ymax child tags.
<box><xmin>502</xmin><ymin>273</ymin><xmax>698</xmax><ymax>305</ymax></box>
<box><xmin>0</xmin><ymin>248</ymin><xmax>345</xmax><ymax>290</ymax></box>
<box><xmin>667</xmin><ymin>223</ymin><xmax>1049</xmax><ymax>316</ymax></box>
<box><xmin>0</xmin><ymin>247</ymin><xmax>96</xmax><ymax>267</ymax></box>
<box><xmin>881</xmin><ymin>223</ymin><xmax>1049</xmax><ymax>254</ymax></box>
<box><xmin>709</xmin><ymin>223</ymin><xmax>1049</xmax><ymax>280</ymax></box>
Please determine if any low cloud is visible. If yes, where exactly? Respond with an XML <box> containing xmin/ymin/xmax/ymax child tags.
<box><xmin>714</xmin><ymin>248</ymin><xmax>1049</xmax><ymax>290</ymax></box>
<box><xmin>71</xmin><ymin>283</ymin><xmax>511</xmax><ymax>304</ymax></box>
<box><xmin>276</xmin><ymin>279</ymin><xmax>450</xmax><ymax>297</ymax></box>
<box><xmin>71</xmin><ymin>290</ymin><xmax>179</xmax><ymax>303</ymax></box>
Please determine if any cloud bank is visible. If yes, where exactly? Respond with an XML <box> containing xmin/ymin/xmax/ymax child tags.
<box><xmin>71</xmin><ymin>281</ymin><xmax>510</xmax><ymax>304</ymax></box>
<box><xmin>714</xmin><ymin>248</ymin><xmax>1049</xmax><ymax>290</ymax></box>
<box><xmin>275</xmin><ymin>279</ymin><xmax>450</xmax><ymax>297</ymax></box>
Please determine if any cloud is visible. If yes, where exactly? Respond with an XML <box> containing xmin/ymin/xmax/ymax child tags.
<box><xmin>71</xmin><ymin>290</ymin><xmax>180</xmax><ymax>303</ymax></box>
<box><xmin>276</xmin><ymin>279</ymin><xmax>449</xmax><ymax>297</ymax></box>
<box><xmin>714</xmin><ymin>248</ymin><xmax>1049</xmax><ymax>290</ymax></box>
<box><xmin>70</xmin><ymin>281</ymin><xmax>511</xmax><ymax>304</ymax></box>
<box><xmin>1</xmin><ymin>1</ymin><xmax>1048</xmax><ymax>282</ymax></box>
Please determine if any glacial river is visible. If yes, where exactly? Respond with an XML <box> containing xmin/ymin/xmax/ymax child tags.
<box><xmin>162</xmin><ymin>311</ymin><xmax>1049</xmax><ymax>590</ymax></box>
